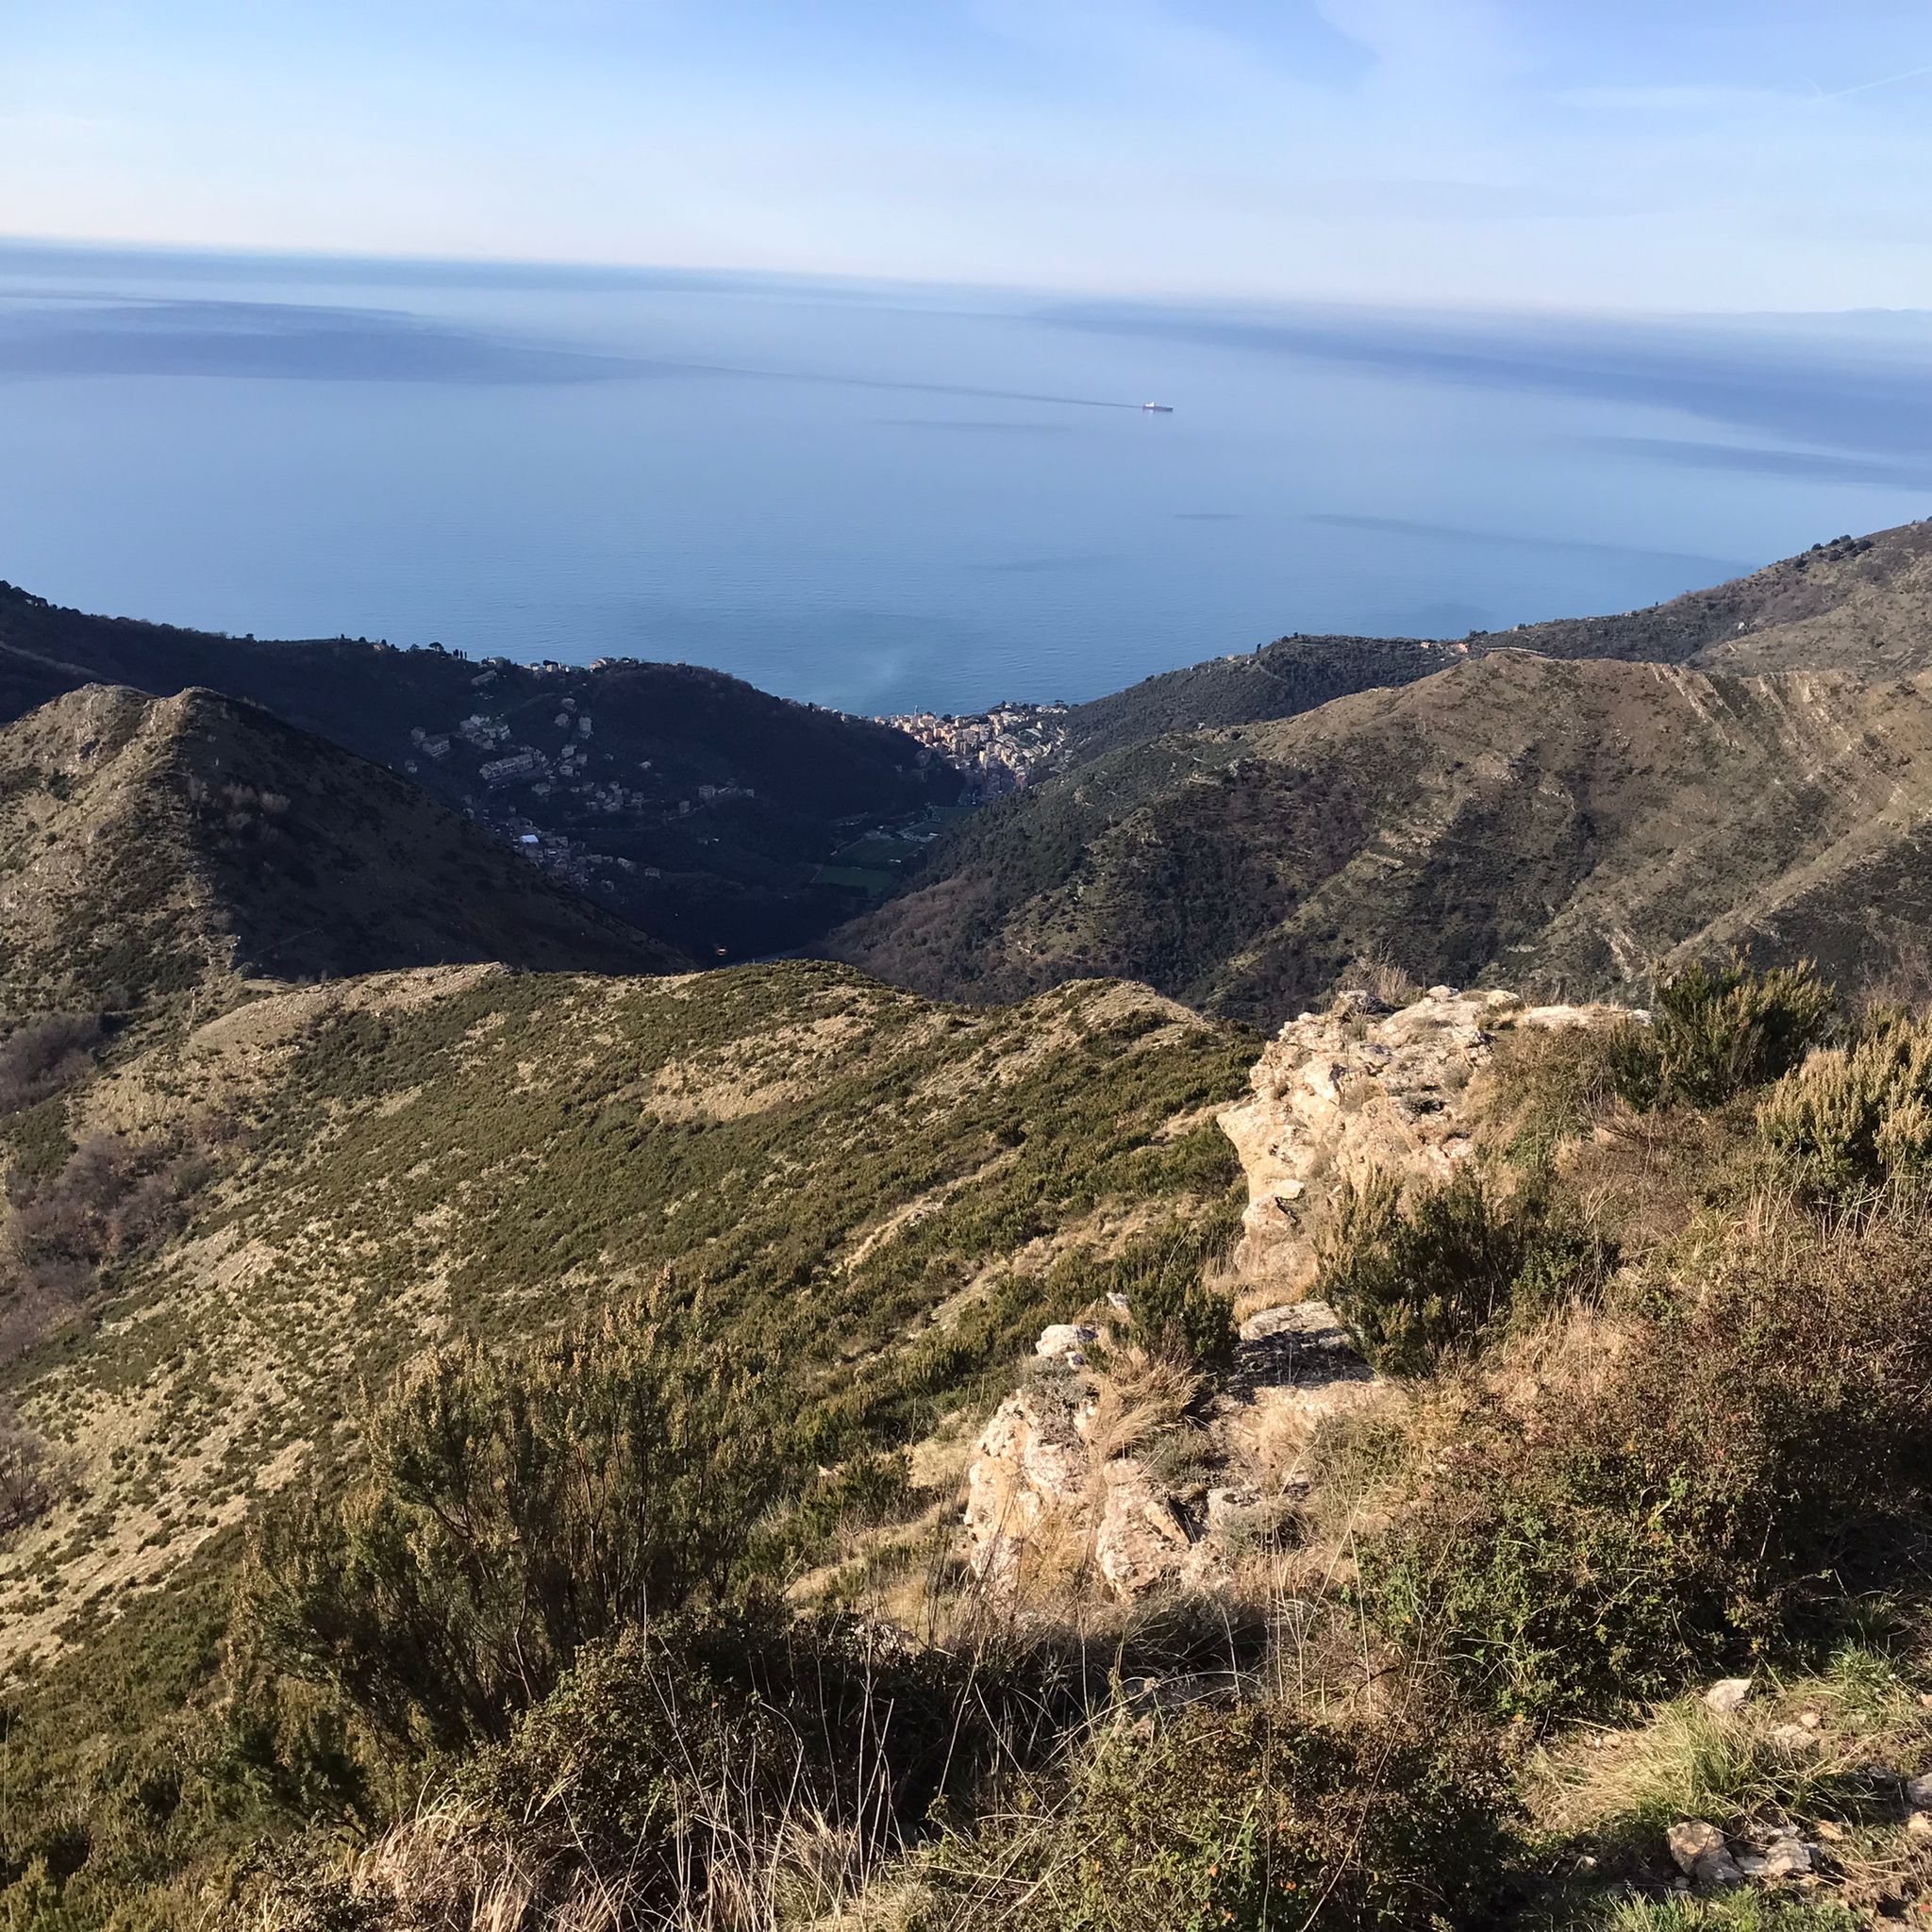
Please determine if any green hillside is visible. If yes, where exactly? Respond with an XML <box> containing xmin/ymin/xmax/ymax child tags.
<box><xmin>0</xmin><ymin>956</ymin><xmax>1252</xmax><ymax>1918</ymax></box>
<box><xmin>0</xmin><ymin>684</ymin><xmax>684</xmax><ymax>1015</ymax></box>
<box><xmin>1055</xmin><ymin>634</ymin><xmax>1453</xmax><ymax>766</ymax></box>
<box><xmin>0</xmin><ymin>580</ymin><xmax>959</xmax><ymax>962</ymax></box>
<box><xmin>10</xmin><ymin>946</ymin><xmax>1932</xmax><ymax>1932</ymax></box>
<box><xmin>1482</xmin><ymin>516</ymin><xmax>1932</xmax><ymax>671</ymax></box>
<box><xmin>1045</xmin><ymin>519</ymin><xmax>1932</xmax><ymax>775</ymax></box>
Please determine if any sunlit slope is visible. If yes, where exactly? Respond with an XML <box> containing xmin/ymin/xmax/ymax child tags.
<box><xmin>836</xmin><ymin>654</ymin><xmax>1932</xmax><ymax>1023</ymax></box>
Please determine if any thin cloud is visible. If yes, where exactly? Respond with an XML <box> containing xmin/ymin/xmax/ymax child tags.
<box><xmin>1813</xmin><ymin>60</ymin><xmax>1932</xmax><ymax>100</ymax></box>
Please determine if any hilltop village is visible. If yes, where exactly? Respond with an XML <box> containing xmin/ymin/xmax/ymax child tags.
<box><xmin>395</xmin><ymin>673</ymin><xmax>695</xmax><ymax>896</ymax></box>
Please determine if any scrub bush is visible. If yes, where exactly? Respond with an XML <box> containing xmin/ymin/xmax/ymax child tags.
<box><xmin>1612</xmin><ymin>957</ymin><xmax>1833</xmax><ymax>1111</ymax></box>
<box><xmin>1315</xmin><ymin>1168</ymin><xmax>1607</xmax><ymax>1374</ymax></box>
<box><xmin>926</xmin><ymin>1696</ymin><xmax>1517</xmax><ymax>1932</ymax></box>
<box><xmin>1356</xmin><ymin>1203</ymin><xmax>1932</xmax><ymax>1718</ymax></box>
<box><xmin>247</xmin><ymin>1304</ymin><xmax>784</xmax><ymax>1754</ymax></box>
<box><xmin>1757</xmin><ymin>1008</ymin><xmax>1932</xmax><ymax>1190</ymax></box>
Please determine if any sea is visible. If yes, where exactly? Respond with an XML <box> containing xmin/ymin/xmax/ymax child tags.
<box><xmin>4</xmin><ymin>239</ymin><xmax>1931</xmax><ymax>718</ymax></box>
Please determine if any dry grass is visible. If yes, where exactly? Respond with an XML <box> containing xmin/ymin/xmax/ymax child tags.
<box><xmin>1344</xmin><ymin>943</ymin><xmax>1423</xmax><ymax>1011</ymax></box>
<box><xmin>1525</xmin><ymin>1638</ymin><xmax>1932</xmax><ymax>1917</ymax></box>
<box><xmin>1080</xmin><ymin>1344</ymin><xmax>1199</xmax><ymax>1464</ymax></box>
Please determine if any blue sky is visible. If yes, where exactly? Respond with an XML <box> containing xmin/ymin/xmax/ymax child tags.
<box><xmin>8</xmin><ymin>1</ymin><xmax>1932</xmax><ymax>309</ymax></box>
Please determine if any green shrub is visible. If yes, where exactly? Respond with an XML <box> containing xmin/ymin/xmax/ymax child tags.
<box><xmin>1757</xmin><ymin>1008</ymin><xmax>1932</xmax><ymax>1190</ymax></box>
<box><xmin>246</xmin><ymin>1304</ymin><xmax>784</xmax><ymax>1754</ymax></box>
<box><xmin>1356</xmin><ymin>1205</ymin><xmax>1932</xmax><ymax>1718</ymax></box>
<box><xmin>926</xmin><ymin>1697</ymin><xmax>1517</xmax><ymax>1932</ymax></box>
<box><xmin>798</xmin><ymin>1447</ymin><xmax>921</xmax><ymax>1541</ymax></box>
<box><xmin>1120</xmin><ymin>1246</ymin><xmax>1235</xmax><ymax>1374</ymax></box>
<box><xmin>0</xmin><ymin>1537</ymin><xmax>376</xmax><ymax>1932</ymax></box>
<box><xmin>1614</xmin><ymin>957</ymin><xmax>1834</xmax><ymax>1111</ymax></box>
<box><xmin>248</xmin><ymin>1609</ymin><xmax>1059</xmax><ymax>1931</ymax></box>
<box><xmin>1315</xmin><ymin>1169</ymin><xmax>1607</xmax><ymax>1374</ymax></box>
<box><xmin>458</xmin><ymin>1616</ymin><xmax>982</xmax><ymax>1924</ymax></box>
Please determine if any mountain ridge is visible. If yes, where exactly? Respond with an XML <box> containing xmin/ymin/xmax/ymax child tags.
<box><xmin>1029</xmin><ymin>517</ymin><xmax>1932</xmax><ymax>784</ymax></box>
<box><xmin>0</xmin><ymin>581</ymin><xmax>960</xmax><ymax>963</ymax></box>
<box><xmin>833</xmin><ymin>650</ymin><xmax>1932</xmax><ymax>1023</ymax></box>
<box><xmin>0</xmin><ymin>681</ymin><xmax>685</xmax><ymax>1013</ymax></box>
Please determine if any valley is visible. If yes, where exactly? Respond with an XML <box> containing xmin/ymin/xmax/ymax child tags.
<box><xmin>0</xmin><ymin>581</ymin><xmax>960</xmax><ymax>966</ymax></box>
<box><xmin>5</xmin><ymin>515</ymin><xmax>1932</xmax><ymax>1930</ymax></box>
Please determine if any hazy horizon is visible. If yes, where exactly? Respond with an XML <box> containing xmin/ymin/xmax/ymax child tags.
<box><xmin>5</xmin><ymin>238</ymin><xmax>1929</xmax><ymax>714</ymax></box>
<box><xmin>14</xmin><ymin>231</ymin><xmax>1932</xmax><ymax>325</ymax></box>
<box><xmin>12</xmin><ymin>3</ymin><xmax>1932</xmax><ymax>313</ymax></box>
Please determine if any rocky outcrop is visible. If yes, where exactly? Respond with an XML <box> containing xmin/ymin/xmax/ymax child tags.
<box><xmin>1218</xmin><ymin>986</ymin><xmax>1635</xmax><ymax>1287</ymax></box>
<box><xmin>963</xmin><ymin>985</ymin><xmax>1640</xmax><ymax>1603</ymax></box>
<box><xmin>961</xmin><ymin>1362</ymin><xmax>1196</xmax><ymax>1599</ymax></box>
<box><xmin>1227</xmin><ymin>1299</ymin><xmax>1380</xmax><ymax>1427</ymax></box>
<box><xmin>963</xmin><ymin>1304</ymin><xmax>1382</xmax><ymax>1601</ymax></box>
<box><xmin>961</xmin><ymin>1374</ymin><xmax>1091</xmax><ymax>1592</ymax></box>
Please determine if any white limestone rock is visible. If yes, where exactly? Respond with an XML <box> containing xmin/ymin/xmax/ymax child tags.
<box><xmin>1217</xmin><ymin>986</ymin><xmax>1637</xmax><ymax>1286</ymax></box>
<box><xmin>1035</xmin><ymin>1322</ymin><xmax>1101</xmax><ymax>1366</ymax></box>
<box><xmin>961</xmin><ymin>1384</ymin><xmax>1090</xmax><ymax>1591</ymax></box>
<box><xmin>1668</xmin><ymin>1821</ymin><xmax>1738</xmax><ymax>1884</ymax></box>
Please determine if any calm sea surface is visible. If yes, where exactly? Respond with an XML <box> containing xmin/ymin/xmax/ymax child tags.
<box><xmin>3</xmin><ymin>242</ymin><xmax>1930</xmax><ymax>715</ymax></box>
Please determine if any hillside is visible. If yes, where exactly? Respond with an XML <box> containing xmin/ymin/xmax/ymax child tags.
<box><xmin>0</xmin><ymin>580</ymin><xmax>961</xmax><ymax>960</ymax></box>
<box><xmin>833</xmin><ymin>653</ymin><xmax>1932</xmax><ymax>1024</ymax></box>
<box><xmin>1054</xmin><ymin>633</ymin><xmax>1455</xmax><ymax>766</ymax></box>
<box><xmin>0</xmin><ymin>956</ymin><xmax>1254</xmax><ymax>1918</ymax></box>
<box><xmin>9</xmin><ymin>949</ymin><xmax>1932</xmax><ymax>1929</ymax></box>
<box><xmin>1477</xmin><ymin>515</ymin><xmax>1932</xmax><ymax>671</ymax></box>
<box><xmin>0</xmin><ymin>684</ymin><xmax>683</xmax><ymax>1012</ymax></box>
<box><xmin>1030</xmin><ymin>520</ymin><xmax>1932</xmax><ymax>779</ymax></box>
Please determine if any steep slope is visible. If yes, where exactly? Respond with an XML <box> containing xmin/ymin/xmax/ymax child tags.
<box><xmin>1031</xmin><ymin>519</ymin><xmax>1932</xmax><ymax>783</ymax></box>
<box><xmin>0</xmin><ymin>957</ymin><xmax>1252</xmax><ymax>1911</ymax></box>
<box><xmin>0</xmin><ymin>580</ymin><xmax>960</xmax><ymax>960</ymax></box>
<box><xmin>1043</xmin><ymin>520</ymin><xmax>1932</xmax><ymax>777</ymax></box>
<box><xmin>833</xmin><ymin>654</ymin><xmax>1932</xmax><ymax>1024</ymax></box>
<box><xmin>0</xmin><ymin>684</ymin><xmax>683</xmax><ymax>1012</ymax></box>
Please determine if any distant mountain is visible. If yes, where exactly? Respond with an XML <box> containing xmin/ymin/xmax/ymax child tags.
<box><xmin>1030</xmin><ymin>518</ymin><xmax>1932</xmax><ymax>778</ymax></box>
<box><xmin>832</xmin><ymin>653</ymin><xmax>1932</xmax><ymax>1024</ymax></box>
<box><xmin>1468</xmin><ymin>516</ymin><xmax>1932</xmax><ymax>671</ymax></box>
<box><xmin>0</xmin><ymin>582</ymin><xmax>961</xmax><ymax>962</ymax></box>
<box><xmin>13</xmin><ymin>512</ymin><xmax>1932</xmax><ymax>1012</ymax></box>
<box><xmin>1053</xmin><ymin>634</ymin><xmax>1452</xmax><ymax>767</ymax></box>
<box><xmin>0</xmin><ymin>683</ymin><xmax>684</xmax><ymax>1012</ymax></box>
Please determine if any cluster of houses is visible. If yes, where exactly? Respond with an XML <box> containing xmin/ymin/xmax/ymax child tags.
<box><xmin>875</xmin><ymin>701</ymin><xmax>1070</xmax><ymax>798</ymax></box>
<box><xmin>393</xmin><ymin>677</ymin><xmax>771</xmax><ymax>900</ymax></box>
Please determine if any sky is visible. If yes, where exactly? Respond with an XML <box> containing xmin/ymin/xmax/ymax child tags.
<box><xmin>7</xmin><ymin>1</ymin><xmax>1932</xmax><ymax>311</ymax></box>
